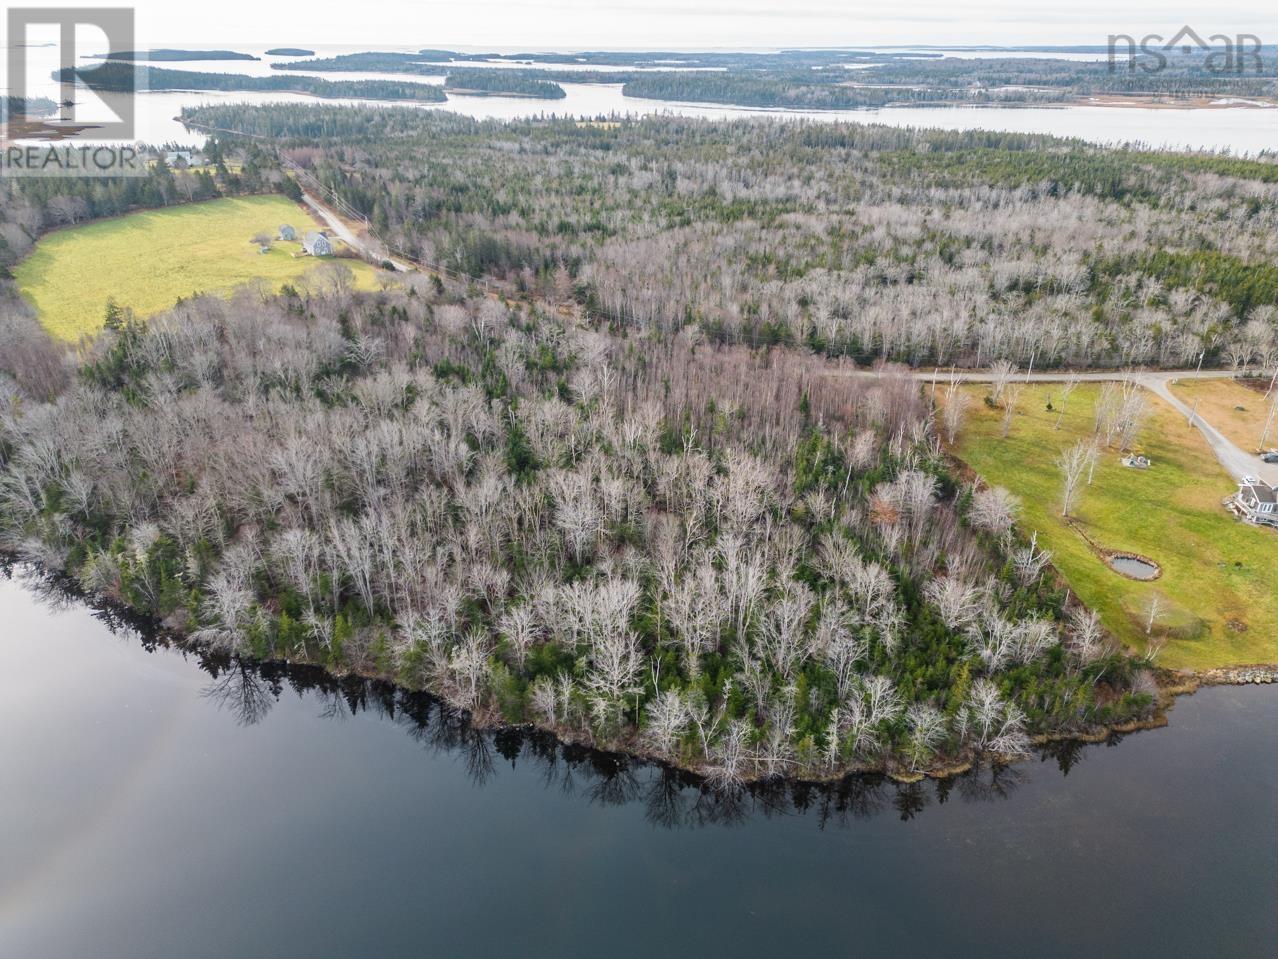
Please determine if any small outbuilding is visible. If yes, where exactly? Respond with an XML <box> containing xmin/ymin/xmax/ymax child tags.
<box><xmin>279</xmin><ymin>224</ymin><xmax>297</xmax><ymax>241</ymax></box>
<box><xmin>302</xmin><ymin>231</ymin><xmax>332</xmax><ymax>257</ymax></box>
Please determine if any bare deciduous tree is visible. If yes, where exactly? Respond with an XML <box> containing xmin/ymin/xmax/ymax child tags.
<box><xmin>1000</xmin><ymin>384</ymin><xmax>1022</xmax><ymax>438</ymax></box>
<box><xmin>1057</xmin><ymin>440</ymin><xmax>1093</xmax><ymax>518</ymax></box>
<box><xmin>967</xmin><ymin>485</ymin><xmax>1020</xmax><ymax>540</ymax></box>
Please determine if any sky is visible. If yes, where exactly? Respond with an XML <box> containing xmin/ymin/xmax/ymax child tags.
<box><xmin>7</xmin><ymin>0</ymin><xmax>1278</xmax><ymax>50</ymax></box>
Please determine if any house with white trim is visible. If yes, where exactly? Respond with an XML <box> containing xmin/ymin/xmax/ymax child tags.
<box><xmin>302</xmin><ymin>231</ymin><xmax>332</xmax><ymax>257</ymax></box>
<box><xmin>1236</xmin><ymin>478</ymin><xmax>1278</xmax><ymax>527</ymax></box>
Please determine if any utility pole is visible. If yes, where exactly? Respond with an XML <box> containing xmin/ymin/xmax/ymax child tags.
<box><xmin>1261</xmin><ymin>395</ymin><xmax>1278</xmax><ymax>450</ymax></box>
<box><xmin>1196</xmin><ymin>350</ymin><xmax>1205</xmax><ymax>375</ymax></box>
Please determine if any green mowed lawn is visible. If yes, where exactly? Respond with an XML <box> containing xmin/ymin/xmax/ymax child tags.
<box><xmin>16</xmin><ymin>195</ymin><xmax>380</xmax><ymax>341</ymax></box>
<box><xmin>951</xmin><ymin>383</ymin><xmax>1278</xmax><ymax>671</ymax></box>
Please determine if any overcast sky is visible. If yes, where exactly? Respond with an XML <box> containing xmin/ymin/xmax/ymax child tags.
<box><xmin>10</xmin><ymin>1</ymin><xmax>1278</xmax><ymax>50</ymax></box>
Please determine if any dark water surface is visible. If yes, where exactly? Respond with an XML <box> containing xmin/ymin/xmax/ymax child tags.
<box><xmin>1109</xmin><ymin>555</ymin><xmax>1161</xmax><ymax>580</ymax></box>
<box><xmin>2</xmin><ymin>572</ymin><xmax>1276</xmax><ymax>958</ymax></box>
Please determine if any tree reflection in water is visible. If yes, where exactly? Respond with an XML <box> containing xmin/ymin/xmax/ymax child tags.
<box><xmin>147</xmin><ymin>643</ymin><xmax>1045</xmax><ymax>829</ymax></box>
<box><xmin>11</xmin><ymin>565</ymin><xmax>1082</xmax><ymax>831</ymax></box>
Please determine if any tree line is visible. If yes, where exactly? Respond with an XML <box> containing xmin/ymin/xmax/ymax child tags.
<box><xmin>179</xmin><ymin>104</ymin><xmax>1278</xmax><ymax>372</ymax></box>
<box><xmin>442</xmin><ymin>69</ymin><xmax>567</xmax><ymax>99</ymax></box>
<box><xmin>60</xmin><ymin>63</ymin><xmax>448</xmax><ymax>103</ymax></box>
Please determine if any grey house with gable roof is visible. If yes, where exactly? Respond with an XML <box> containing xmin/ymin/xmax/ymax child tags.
<box><xmin>1237</xmin><ymin>479</ymin><xmax>1278</xmax><ymax>527</ymax></box>
<box><xmin>302</xmin><ymin>231</ymin><xmax>332</xmax><ymax>257</ymax></box>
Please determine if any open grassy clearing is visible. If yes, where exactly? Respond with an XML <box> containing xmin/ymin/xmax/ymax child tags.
<box><xmin>15</xmin><ymin>195</ymin><xmax>381</xmax><ymax>341</ymax></box>
<box><xmin>1167</xmin><ymin>377</ymin><xmax>1278</xmax><ymax>455</ymax></box>
<box><xmin>949</xmin><ymin>382</ymin><xmax>1278</xmax><ymax>671</ymax></box>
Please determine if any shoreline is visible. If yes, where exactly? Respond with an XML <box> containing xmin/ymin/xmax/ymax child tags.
<box><xmin>8</xmin><ymin>559</ymin><xmax>1272</xmax><ymax>788</ymax></box>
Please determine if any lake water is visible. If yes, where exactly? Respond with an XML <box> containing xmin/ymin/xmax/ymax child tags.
<box><xmin>6</xmin><ymin>41</ymin><xmax>1278</xmax><ymax>152</ymax></box>
<box><xmin>2</xmin><ymin>568</ymin><xmax>1276</xmax><ymax>957</ymax></box>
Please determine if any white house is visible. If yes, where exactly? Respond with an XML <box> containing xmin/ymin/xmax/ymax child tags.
<box><xmin>302</xmin><ymin>231</ymin><xmax>333</xmax><ymax>257</ymax></box>
<box><xmin>164</xmin><ymin>150</ymin><xmax>195</xmax><ymax>167</ymax></box>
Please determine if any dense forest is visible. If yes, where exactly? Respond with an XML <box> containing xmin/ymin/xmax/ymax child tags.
<box><xmin>0</xmin><ymin>277</ymin><xmax>1156</xmax><ymax>782</ymax></box>
<box><xmin>63</xmin><ymin>58</ymin><xmax>563</xmax><ymax>102</ymax></box>
<box><xmin>617</xmin><ymin>62</ymin><xmax>1077</xmax><ymax>109</ymax></box>
<box><xmin>619</xmin><ymin>74</ymin><xmax>977</xmax><ymax>110</ymax></box>
<box><xmin>856</xmin><ymin>52</ymin><xmax>1278</xmax><ymax>97</ymax></box>
<box><xmin>272</xmin><ymin>48</ymin><xmax>888</xmax><ymax>73</ymax></box>
<box><xmin>622</xmin><ymin>54</ymin><xmax>1278</xmax><ymax>108</ymax></box>
<box><xmin>61</xmin><ymin>63</ymin><xmax>448</xmax><ymax>103</ymax></box>
<box><xmin>272</xmin><ymin>47</ymin><xmax>1278</xmax><ymax>108</ymax></box>
<box><xmin>272</xmin><ymin>51</ymin><xmax>448</xmax><ymax>73</ymax></box>
<box><xmin>92</xmin><ymin>49</ymin><xmax>259</xmax><ymax>61</ymax></box>
<box><xmin>420</xmin><ymin>48</ymin><xmax>889</xmax><ymax>68</ymax></box>
<box><xmin>180</xmin><ymin>104</ymin><xmax>1278</xmax><ymax>369</ymax></box>
<box><xmin>442</xmin><ymin>69</ymin><xmax>567</xmax><ymax>99</ymax></box>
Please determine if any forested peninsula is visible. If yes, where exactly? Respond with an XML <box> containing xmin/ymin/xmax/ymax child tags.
<box><xmin>93</xmin><ymin>49</ymin><xmax>259</xmax><ymax>61</ymax></box>
<box><xmin>0</xmin><ymin>279</ymin><xmax>1159</xmax><ymax>784</ymax></box>
<box><xmin>57</xmin><ymin>64</ymin><xmax>448</xmax><ymax>103</ymax></box>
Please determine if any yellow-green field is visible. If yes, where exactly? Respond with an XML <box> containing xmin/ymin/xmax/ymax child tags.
<box><xmin>950</xmin><ymin>383</ymin><xmax>1278</xmax><ymax>671</ymax></box>
<box><xmin>1168</xmin><ymin>377</ymin><xmax>1278</xmax><ymax>455</ymax></box>
<box><xmin>16</xmin><ymin>196</ymin><xmax>381</xmax><ymax>341</ymax></box>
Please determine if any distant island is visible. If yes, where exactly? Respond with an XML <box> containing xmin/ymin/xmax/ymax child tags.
<box><xmin>1</xmin><ymin>94</ymin><xmax>57</xmax><ymax>120</ymax></box>
<box><xmin>271</xmin><ymin>54</ymin><xmax>566</xmax><ymax>98</ymax></box>
<box><xmin>92</xmin><ymin>49</ymin><xmax>259</xmax><ymax>61</ymax></box>
<box><xmin>56</xmin><ymin>63</ymin><xmax>448</xmax><ymax>103</ymax></box>
<box><xmin>273</xmin><ymin>51</ymin><xmax>446</xmax><ymax>74</ymax></box>
<box><xmin>266</xmin><ymin>48</ymin><xmax>315</xmax><ymax>56</ymax></box>
<box><xmin>442</xmin><ymin>69</ymin><xmax>567</xmax><ymax>99</ymax></box>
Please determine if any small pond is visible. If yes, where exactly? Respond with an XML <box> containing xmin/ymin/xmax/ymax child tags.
<box><xmin>1109</xmin><ymin>554</ymin><xmax>1160</xmax><ymax>580</ymax></box>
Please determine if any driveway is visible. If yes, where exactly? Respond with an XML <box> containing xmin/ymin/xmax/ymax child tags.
<box><xmin>301</xmin><ymin>192</ymin><xmax>415</xmax><ymax>272</ymax></box>
<box><xmin>1137</xmin><ymin>374</ymin><xmax>1278</xmax><ymax>486</ymax></box>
